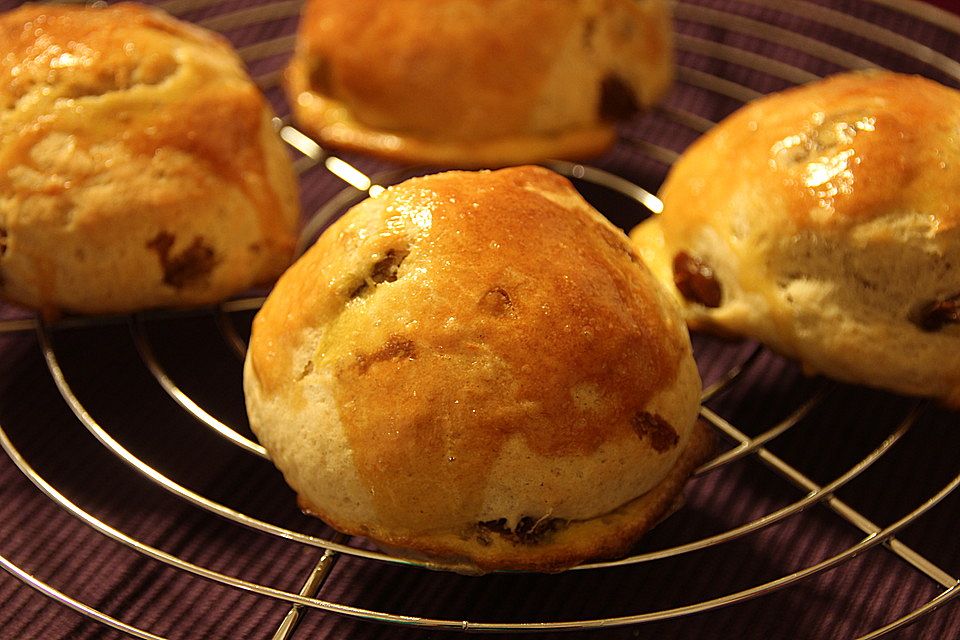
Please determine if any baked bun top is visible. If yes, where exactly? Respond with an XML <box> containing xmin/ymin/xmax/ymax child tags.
<box><xmin>0</xmin><ymin>3</ymin><xmax>299</xmax><ymax>314</ymax></box>
<box><xmin>657</xmin><ymin>71</ymin><xmax>960</xmax><ymax>240</ymax></box>
<box><xmin>245</xmin><ymin>166</ymin><xmax>704</xmax><ymax>572</ymax></box>
<box><xmin>285</xmin><ymin>0</ymin><xmax>674</xmax><ymax>166</ymax></box>
<box><xmin>631</xmin><ymin>71</ymin><xmax>960</xmax><ymax>405</ymax></box>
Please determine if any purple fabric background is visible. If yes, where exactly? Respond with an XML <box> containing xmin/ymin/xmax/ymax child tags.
<box><xmin>0</xmin><ymin>1</ymin><xmax>957</xmax><ymax>638</ymax></box>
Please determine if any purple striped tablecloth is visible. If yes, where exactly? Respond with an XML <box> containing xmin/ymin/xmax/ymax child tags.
<box><xmin>0</xmin><ymin>1</ymin><xmax>957</xmax><ymax>638</ymax></box>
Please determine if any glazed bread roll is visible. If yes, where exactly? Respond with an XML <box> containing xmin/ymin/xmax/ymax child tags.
<box><xmin>631</xmin><ymin>71</ymin><xmax>960</xmax><ymax>407</ymax></box>
<box><xmin>0</xmin><ymin>3</ymin><xmax>300</xmax><ymax>315</ymax></box>
<box><xmin>285</xmin><ymin>0</ymin><xmax>674</xmax><ymax>167</ymax></box>
<box><xmin>245</xmin><ymin>166</ymin><xmax>710</xmax><ymax>573</ymax></box>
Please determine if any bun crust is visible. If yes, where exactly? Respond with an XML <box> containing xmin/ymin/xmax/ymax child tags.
<box><xmin>631</xmin><ymin>71</ymin><xmax>960</xmax><ymax>406</ymax></box>
<box><xmin>245</xmin><ymin>166</ymin><xmax>705</xmax><ymax>572</ymax></box>
<box><xmin>284</xmin><ymin>0</ymin><xmax>674</xmax><ymax>166</ymax></box>
<box><xmin>0</xmin><ymin>3</ymin><xmax>300</xmax><ymax>314</ymax></box>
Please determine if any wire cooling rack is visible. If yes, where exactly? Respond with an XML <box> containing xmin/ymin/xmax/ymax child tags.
<box><xmin>0</xmin><ymin>1</ymin><xmax>958</xmax><ymax>638</ymax></box>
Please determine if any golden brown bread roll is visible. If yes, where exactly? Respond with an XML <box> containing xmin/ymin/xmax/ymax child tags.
<box><xmin>630</xmin><ymin>71</ymin><xmax>960</xmax><ymax>407</ymax></box>
<box><xmin>0</xmin><ymin>3</ymin><xmax>300</xmax><ymax>315</ymax></box>
<box><xmin>284</xmin><ymin>0</ymin><xmax>674</xmax><ymax>167</ymax></box>
<box><xmin>244</xmin><ymin>166</ymin><xmax>710</xmax><ymax>573</ymax></box>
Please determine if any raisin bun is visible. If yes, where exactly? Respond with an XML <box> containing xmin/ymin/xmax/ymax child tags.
<box><xmin>284</xmin><ymin>0</ymin><xmax>673</xmax><ymax>167</ymax></box>
<box><xmin>244</xmin><ymin>166</ymin><xmax>709</xmax><ymax>573</ymax></box>
<box><xmin>631</xmin><ymin>71</ymin><xmax>960</xmax><ymax>407</ymax></box>
<box><xmin>0</xmin><ymin>3</ymin><xmax>299</xmax><ymax>315</ymax></box>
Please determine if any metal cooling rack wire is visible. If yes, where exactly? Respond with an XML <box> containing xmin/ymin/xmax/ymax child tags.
<box><xmin>167</xmin><ymin>0</ymin><xmax>960</xmax><ymax>632</ymax></box>
<box><xmin>130</xmin><ymin>315</ymin><xmax>268</xmax><ymax>458</ymax></box>
<box><xmin>7</xmin><ymin>166</ymin><xmax>957</xmax><ymax>636</ymax></box>
<box><xmin>214</xmin><ymin>303</ymin><xmax>254</xmax><ymax>361</ymax></box>
<box><xmin>1</xmin><ymin>141</ymin><xmax>950</xmax><ymax>635</ymax></box>
<box><xmin>0</xmin><ymin>389</ymin><xmax>957</xmax><ymax>635</ymax></box>
<box><xmin>0</xmin><ymin>0</ymin><xmax>958</xmax><ymax>637</ymax></box>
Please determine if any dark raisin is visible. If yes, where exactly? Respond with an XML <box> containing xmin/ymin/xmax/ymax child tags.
<box><xmin>913</xmin><ymin>294</ymin><xmax>960</xmax><ymax>332</ymax></box>
<box><xmin>370</xmin><ymin>249</ymin><xmax>407</xmax><ymax>284</ymax></box>
<box><xmin>147</xmin><ymin>232</ymin><xmax>218</xmax><ymax>289</ymax></box>
<box><xmin>0</xmin><ymin>227</ymin><xmax>7</xmax><ymax>257</ymax></box>
<box><xmin>599</xmin><ymin>74</ymin><xmax>639</xmax><ymax>121</ymax></box>
<box><xmin>147</xmin><ymin>231</ymin><xmax>175</xmax><ymax>257</ymax></box>
<box><xmin>631</xmin><ymin>411</ymin><xmax>679</xmax><ymax>453</ymax></box>
<box><xmin>475</xmin><ymin>527</ymin><xmax>493</xmax><ymax>546</ymax></box>
<box><xmin>673</xmin><ymin>251</ymin><xmax>722</xmax><ymax>308</ymax></box>
<box><xmin>350</xmin><ymin>249</ymin><xmax>409</xmax><ymax>299</ymax></box>
<box><xmin>164</xmin><ymin>240</ymin><xmax>216</xmax><ymax>288</ymax></box>
<box><xmin>296</xmin><ymin>360</ymin><xmax>314</xmax><ymax>381</ymax></box>
<box><xmin>476</xmin><ymin>516</ymin><xmax>565</xmax><ymax>545</ymax></box>
<box><xmin>354</xmin><ymin>335</ymin><xmax>416</xmax><ymax>373</ymax></box>
<box><xmin>478</xmin><ymin>287</ymin><xmax>512</xmax><ymax>316</ymax></box>
<box><xmin>348</xmin><ymin>282</ymin><xmax>368</xmax><ymax>299</ymax></box>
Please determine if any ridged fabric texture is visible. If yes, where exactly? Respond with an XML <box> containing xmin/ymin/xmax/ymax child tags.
<box><xmin>0</xmin><ymin>0</ymin><xmax>957</xmax><ymax>638</ymax></box>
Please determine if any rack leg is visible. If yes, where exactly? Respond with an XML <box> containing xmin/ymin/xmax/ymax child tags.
<box><xmin>271</xmin><ymin>534</ymin><xmax>348</xmax><ymax>640</ymax></box>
